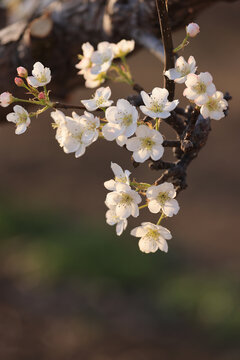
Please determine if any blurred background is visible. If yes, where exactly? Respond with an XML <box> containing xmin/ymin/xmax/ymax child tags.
<box><xmin>0</xmin><ymin>1</ymin><xmax>240</xmax><ymax>359</ymax></box>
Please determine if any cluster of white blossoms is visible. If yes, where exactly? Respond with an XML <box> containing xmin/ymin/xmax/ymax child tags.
<box><xmin>51</xmin><ymin>110</ymin><xmax>100</xmax><ymax>157</ymax></box>
<box><xmin>76</xmin><ymin>39</ymin><xmax>135</xmax><ymax>88</ymax></box>
<box><xmin>104</xmin><ymin>163</ymin><xmax>179</xmax><ymax>253</ymax></box>
<box><xmin>0</xmin><ymin>23</ymin><xmax>229</xmax><ymax>254</ymax></box>
<box><xmin>165</xmin><ymin>56</ymin><xmax>228</xmax><ymax>120</ymax></box>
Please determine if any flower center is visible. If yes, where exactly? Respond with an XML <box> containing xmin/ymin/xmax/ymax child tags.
<box><xmin>193</xmin><ymin>82</ymin><xmax>207</xmax><ymax>94</ymax></box>
<box><xmin>120</xmin><ymin>193</ymin><xmax>133</xmax><ymax>205</ymax></box>
<box><xmin>17</xmin><ymin>113</ymin><xmax>28</xmax><ymax>125</ymax></box>
<box><xmin>146</xmin><ymin>228</ymin><xmax>159</xmax><ymax>241</ymax></box>
<box><xmin>96</xmin><ymin>96</ymin><xmax>105</xmax><ymax>106</ymax></box>
<box><xmin>206</xmin><ymin>98</ymin><xmax>219</xmax><ymax>111</ymax></box>
<box><xmin>141</xmin><ymin>137</ymin><xmax>155</xmax><ymax>150</ymax></box>
<box><xmin>122</xmin><ymin>114</ymin><xmax>133</xmax><ymax>127</ymax></box>
<box><xmin>150</xmin><ymin>101</ymin><xmax>163</xmax><ymax>113</ymax></box>
<box><xmin>74</xmin><ymin>131</ymin><xmax>84</xmax><ymax>142</ymax></box>
<box><xmin>177</xmin><ymin>65</ymin><xmax>190</xmax><ymax>76</ymax></box>
<box><xmin>37</xmin><ymin>72</ymin><xmax>47</xmax><ymax>83</ymax></box>
<box><xmin>115</xmin><ymin>176</ymin><xmax>127</xmax><ymax>184</ymax></box>
<box><xmin>157</xmin><ymin>191</ymin><xmax>170</xmax><ymax>205</ymax></box>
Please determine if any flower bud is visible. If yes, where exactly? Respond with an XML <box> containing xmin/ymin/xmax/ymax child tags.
<box><xmin>14</xmin><ymin>77</ymin><xmax>24</xmax><ymax>87</ymax></box>
<box><xmin>17</xmin><ymin>66</ymin><xmax>28</xmax><ymax>78</ymax></box>
<box><xmin>38</xmin><ymin>92</ymin><xmax>46</xmax><ymax>100</ymax></box>
<box><xmin>186</xmin><ymin>23</ymin><xmax>200</xmax><ymax>38</ymax></box>
<box><xmin>0</xmin><ymin>92</ymin><xmax>13</xmax><ymax>107</ymax></box>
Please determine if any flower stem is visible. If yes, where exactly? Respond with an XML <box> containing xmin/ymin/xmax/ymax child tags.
<box><xmin>156</xmin><ymin>212</ymin><xmax>166</xmax><ymax>225</ymax></box>
<box><xmin>138</xmin><ymin>204</ymin><xmax>148</xmax><ymax>210</ymax></box>
<box><xmin>173</xmin><ymin>35</ymin><xmax>189</xmax><ymax>53</ymax></box>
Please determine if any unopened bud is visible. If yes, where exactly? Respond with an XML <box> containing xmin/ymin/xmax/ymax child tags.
<box><xmin>0</xmin><ymin>92</ymin><xmax>13</xmax><ymax>107</ymax></box>
<box><xmin>17</xmin><ymin>66</ymin><xmax>28</xmax><ymax>78</ymax></box>
<box><xmin>186</xmin><ymin>23</ymin><xmax>200</xmax><ymax>38</ymax></box>
<box><xmin>38</xmin><ymin>92</ymin><xmax>45</xmax><ymax>100</ymax></box>
<box><xmin>14</xmin><ymin>77</ymin><xmax>24</xmax><ymax>87</ymax></box>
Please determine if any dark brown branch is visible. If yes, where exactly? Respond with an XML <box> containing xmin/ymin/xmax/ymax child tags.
<box><xmin>162</xmin><ymin>140</ymin><xmax>180</xmax><ymax>147</ymax></box>
<box><xmin>155</xmin><ymin>0</ymin><xmax>175</xmax><ymax>101</ymax></box>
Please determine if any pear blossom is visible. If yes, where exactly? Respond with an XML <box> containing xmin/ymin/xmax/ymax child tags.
<box><xmin>126</xmin><ymin>125</ymin><xmax>164</xmax><ymax>163</ymax></box>
<box><xmin>106</xmin><ymin>208</ymin><xmax>128</xmax><ymax>236</ymax></box>
<box><xmin>6</xmin><ymin>105</ymin><xmax>30</xmax><ymax>135</ymax></box>
<box><xmin>76</xmin><ymin>42</ymin><xmax>94</xmax><ymax>75</ymax></box>
<box><xmin>164</xmin><ymin>56</ymin><xmax>197</xmax><ymax>84</ymax></box>
<box><xmin>51</xmin><ymin>110</ymin><xmax>69</xmax><ymax>147</ymax></box>
<box><xmin>81</xmin><ymin>86</ymin><xmax>113</xmax><ymax>111</ymax></box>
<box><xmin>112</xmin><ymin>39</ymin><xmax>135</xmax><ymax>58</ymax></box>
<box><xmin>104</xmin><ymin>162</ymin><xmax>131</xmax><ymax>191</ymax></box>
<box><xmin>183</xmin><ymin>72</ymin><xmax>216</xmax><ymax>105</ymax></box>
<box><xmin>27</xmin><ymin>62</ymin><xmax>51</xmax><ymax>87</ymax></box>
<box><xmin>90</xmin><ymin>42</ymin><xmax>114</xmax><ymax>75</ymax></box>
<box><xmin>200</xmin><ymin>91</ymin><xmax>228</xmax><ymax>120</ymax></box>
<box><xmin>140</xmin><ymin>87</ymin><xmax>179</xmax><ymax>119</ymax></box>
<box><xmin>102</xmin><ymin>99</ymin><xmax>138</xmax><ymax>146</ymax></box>
<box><xmin>51</xmin><ymin>110</ymin><xmax>99</xmax><ymax>157</ymax></box>
<box><xmin>83</xmin><ymin>69</ymin><xmax>106</xmax><ymax>88</ymax></box>
<box><xmin>71</xmin><ymin>111</ymin><xmax>100</xmax><ymax>143</ymax></box>
<box><xmin>186</xmin><ymin>23</ymin><xmax>200</xmax><ymax>38</ymax></box>
<box><xmin>131</xmin><ymin>222</ymin><xmax>172</xmax><ymax>254</ymax></box>
<box><xmin>0</xmin><ymin>92</ymin><xmax>13</xmax><ymax>107</ymax></box>
<box><xmin>146</xmin><ymin>182</ymin><xmax>179</xmax><ymax>217</ymax></box>
<box><xmin>105</xmin><ymin>183</ymin><xmax>141</xmax><ymax>219</ymax></box>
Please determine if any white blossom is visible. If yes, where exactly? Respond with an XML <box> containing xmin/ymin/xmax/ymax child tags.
<box><xmin>106</xmin><ymin>208</ymin><xmax>128</xmax><ymax>236</ymax></box>
<box><xmin>164</xmin><ymin>56</ymin><xmax>197</xmax><ymax>84</ymax></box>
<box><xmin>83</xmin><ymin>69</ymin><xmax>106</xmax><ymax>88</ymax></box>
<box><xmin>6</xmin><ymin>105</ymin><xmax>30</xmax><ymax>134</ymax></box>
<box><xmin>186</xmin><ymin>23</ymin><xmax>200</xmax><ymax>38</ymax></box>
<box><xmin>112</xmin><ymin>39</ymin><xmax>135</xmax><ymax>58</ymax></box>
<box><xmin>131</xmin><ymin>222</ymin><xmax>172</xmax><ymax>254</ymax></box>
<box><xmin>140</xmin><ymin>87</ymin><xmax>179</xmax><ymax>119</ymax></box>
<box><xmin>0</xmin><ymin>92</ymin><xmax>13</xmax><ymax>107</ymax></box>
<box><xmin>51</xmin><ymin>110</ymin><xmax>99</xmax><ymax>157</ymax></box>
<box><xmin>90</xmin><ymin>42</ymin><xmax>114</xmax><ymax>75</ymax></box>
<box><xmin>105</xmin><ymin>183</ymin><xmax>141</xmax><ymax>219</ymax></box>
<box><xmin>183</xmin><ymin>72</ymin><xmax>216</xmax><ymax>105</ymax></box>
<box><xmin>146</xmin><ymin>182</ymin><xmax>179</xmax><ymax>217</ymax></box>
<box><xmin>76</xmin><ymin>42</ymin><xmax>94</xmax><ymax>75</ymax></box>
<box><xmin>200</xmin><ymin>91</ymin><xmax>228</xmax><ymax>120</ymax></box>
<box><xmin>104</xmin><ymin>162</ymin><xmax>131</xmax><ymax>191</ymax></box>
<box><xmin>81</xmin><ymin>86</ymin><xmax>113</xmax><ymax>111</ymax></box>
<box><xmin>27</xmin><ymin>62</ymin><xmax>51</xmax><ymax>87</ymax></box>
<box><xmin>102</xmin><ymin>99</ymin><xmax>138</xmax><ymax>146</ymax></box>
<box><xmin>126</xmin><ymin>125</ymin><xmax>164</xmax><ymax>163</ymax></box>
<box><xmin>51</xmin><ymin>110</ymin><xmax>69</xmax><ymax>147</ymax></box>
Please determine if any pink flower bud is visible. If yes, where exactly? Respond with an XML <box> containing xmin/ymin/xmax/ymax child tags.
<box><xmin>186</xmin><ymin>23</ymin><xmax>200</xmax><ymax>38</ymax></box>
<box><xmin>14</xmin><ymin>77</ymin><xmax>24</xmax><ymax>87</ymax></box>
<box><xmin>0</xmin><ymin>92</ymin><xmax>13</xmax><ymax>107</ymax></box>
<box><xmin>38</xmin><ymin>92</ymin><xmax>45</xmax><ymax>100</ymax></box>
<box><xmin>17</xmin><ymin>66</ymin><xmax>28</xmax><ymax>78</ymax></box>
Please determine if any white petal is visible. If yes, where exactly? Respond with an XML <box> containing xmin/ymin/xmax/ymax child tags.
<box><xmin>162</xmin><ymin>199</ymin><xmax>180</xmax><ymax>217</ymax></box>
<box><xmin>148</xmin><ymin>199</ymin><xmax>161</xmax><ymax>214</ymax></box>
<box><xmin>126</xmin><ymin>137</ymin><xmax>140</xmax><ymax>151</ymax></box>
<box><xmin>102</xmin><ymin>123</ymin><xmax>122</xmax><ymax>141</ymax></box>
<box><xmin>138</xmin><ymin>237</ymin><xmax>158</xmax><ymax>254</ymax></box>
<box><xmin>104</xmin><ymin>179</ymin><xmax>116</xmax><ymax>191</ymax></box>
<box><xmin>150</xmin><ymin>145</ymin><xmax>164</xmax><ymax>161</ymax></box>
<box><xmin>133</xmin><ymin>148</ymin><xmax>150</xmax><ymax>163</ymax></box>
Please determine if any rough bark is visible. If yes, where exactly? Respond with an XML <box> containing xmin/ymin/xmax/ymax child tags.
<box><xmin>0</xmin><ymin>0</ymin><xmax>237</xmax><ymax>99</ymax></box>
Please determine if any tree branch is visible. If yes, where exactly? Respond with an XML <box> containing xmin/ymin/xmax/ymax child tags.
<box><xmin>155</xmin><ymin>0</ymin><xmax>175</xmax><ymax>101</ymax></box>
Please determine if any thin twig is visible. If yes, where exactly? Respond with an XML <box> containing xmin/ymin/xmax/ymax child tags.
<box><xmin>53</xmin><ymin>102</ymin><xmax>101</xmax><ymax>111</ymax></box>
<box><xmin>155</xmin><ymin>0</ymin><xmax>175</xmax><ymax>101</ymax></box>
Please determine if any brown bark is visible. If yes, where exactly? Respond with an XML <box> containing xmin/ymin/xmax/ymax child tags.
<box><xmin>0</xmin><ymin>0</ymin><xmax>237</xmax><ymax>99</ymax></box>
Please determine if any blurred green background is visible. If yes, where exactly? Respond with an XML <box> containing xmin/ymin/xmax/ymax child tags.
<box><xmin>0</xmin><ymin>1</ymin><xmax>240</xmax><ymax>359</ymax></box>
